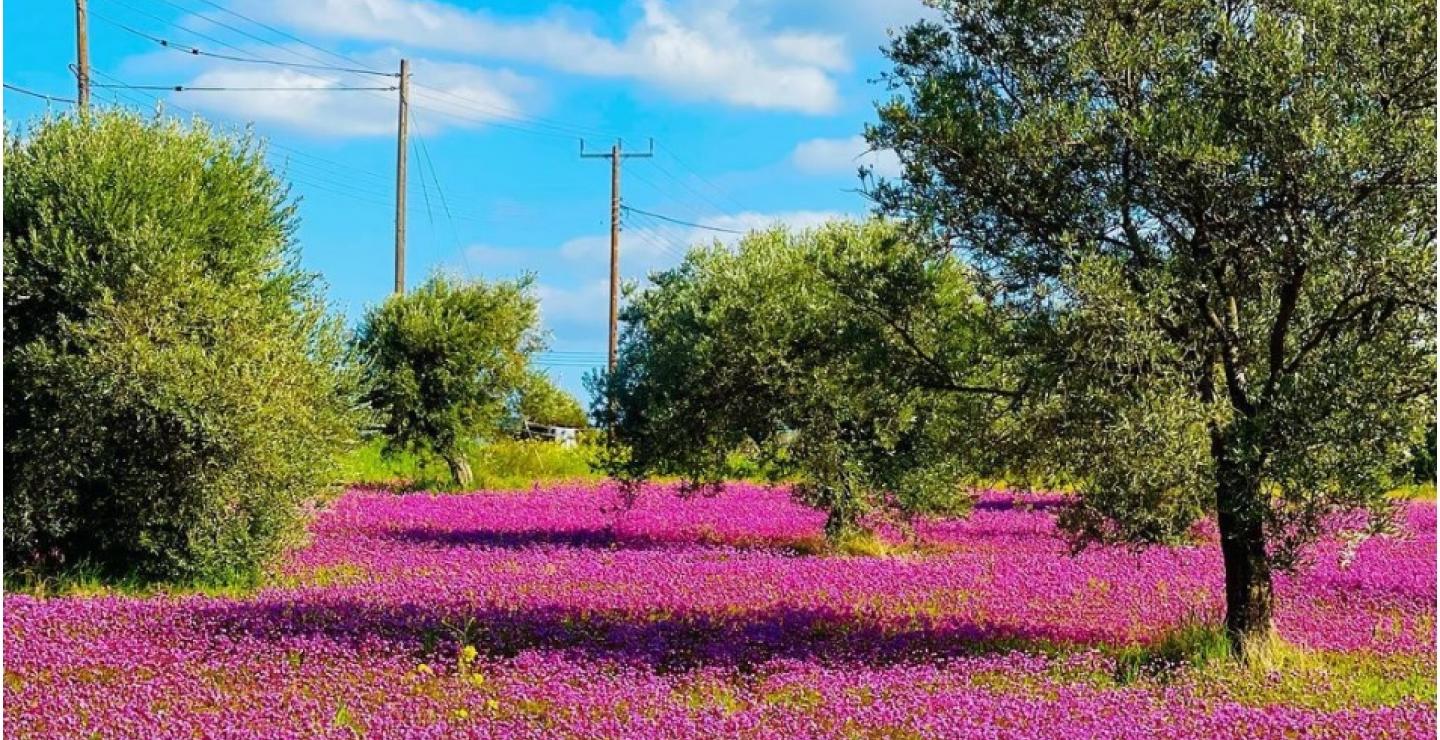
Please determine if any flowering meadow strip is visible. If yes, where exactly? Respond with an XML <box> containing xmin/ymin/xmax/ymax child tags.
<box><xmin>5</xmin><ymin>484</ymin><xmax>1436</xmax><ymax>738</ymax></box>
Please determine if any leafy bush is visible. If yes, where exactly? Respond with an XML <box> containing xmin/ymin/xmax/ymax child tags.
<box><xmin>356</xmin><ymin>273</ymin><xmax>541</xmax><ymax>487</ymax></box>
<box><xmin>513</xmin><ymin>370</ymin><xmax>588</xmax><ymax>429</ymax></box>
<box><xmin>592</xmin><ymin>220</ymin><xmax>1015</xmax><ymax>535</ymax></box>
<box><xmin>3</xmin><ymin>110</ymin><xmax>362</xmax><ymax>583</ymax></box>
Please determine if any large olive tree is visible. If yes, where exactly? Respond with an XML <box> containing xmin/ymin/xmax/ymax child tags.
<box><xmin>593</xmin><ymin>221</ymin><xmax>1014</xmax><ymax>535</ymax></box>
<box><xmin>4</xmin><ymin>111</ymin><xmax>362</xmax><ymax>582</ymax></box>
<box><xmin>868</xmin><ymin>0</ymin><xmax>1435</xmax><ymax>652</ymax></box>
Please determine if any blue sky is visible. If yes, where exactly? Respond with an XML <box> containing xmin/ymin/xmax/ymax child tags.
<box><xmin>4</xmin><ymin>0</ymin><xmax>931</xmax><ymax>398</ymax></box>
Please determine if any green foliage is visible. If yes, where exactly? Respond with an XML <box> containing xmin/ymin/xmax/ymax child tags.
<box><xmin>1113</xmin><ymin>621</ymin><xmax>1234</xmax><ymax>683</ymax></box>
<box><xmin>513</xmin><ymin>369</ymin><xmax>588</xmax><ymax>429</ymax></box>
<box><xmin>340</xmin><ymin>437</ymin><xmax>598</xmax><ymax>492</ymax></box>
<box><xmin>1406</xmin><ymin>421</ymin><xmax>1436</xmax><ymax>485</ymax></box>
<box><xmin>870</xmin><ymin>0</ymin><xmax>1435</xmax><ymax>643</ymax></box>
<box><xmin>3</xmin><ymin>110</ymin><xmax>362</xmax><ymax>583</ymax></box>
<box><xmin>356</xmin><ymin>273</ymin><xmax>542</xmax><ymax>487</ymax></box>
<box><xmin>592</xmin><ymin>220</ymin><xmax>1015</xmax><ymax>535</ymax></box>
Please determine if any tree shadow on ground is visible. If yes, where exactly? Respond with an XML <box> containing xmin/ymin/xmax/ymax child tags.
<box><xmin>376</xmin><ymin>525</ymin><xmax>832</xmax><ymax>557</ymax></box>
<box><xmin>194</xmin><ymin>595</ymin><xmax>1117</xmax><ymax>673</ymax></box>
<box><xmin>971</xmin><ymin>496</ymin><xmax>1071</xmax><ymax>513</ymax></box>
<box><xmin>381</xmin><ymin>525</ymin><xmax>630</xmax><ymax>550</ymax></box>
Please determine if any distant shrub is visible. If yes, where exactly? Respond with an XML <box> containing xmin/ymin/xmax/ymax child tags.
<box><xmin>514</xmin><ymin>369</ymin><xmax>588</xmax><ymax>429</ymax></box>
<box><xmin>3</xmin><ymin>110</ymin><xmax>362</xmax><ymax>583</ymax></box>
<box><xmin>356</xmin><ymin>273</ymin><xmax>541</xmax><ymax>487</ymax></box>
<box><xmin>340</xmin><ymin>437</ymin><xmax>598</xmax><ymax>492</ymax></box>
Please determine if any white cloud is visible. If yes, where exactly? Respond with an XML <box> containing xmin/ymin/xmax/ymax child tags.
<box><xmin>151</xmin><ymin>49</ymin><xmax>537</xmax><ymax>137</ymax></box>
<box><xmin>750</xmin><ymin>0</ymin><xmax>939</xmax><ymax>41</ymax></box>
<box><xmin>537</xmin><ymin>279</ymin><xmax>612</xmax><ymax>329</ymax></box>
<box><xmin>235</xmin><ymin>0</ymin><xmax>846</xmax><ymax>114</ymax></box>
<box><xmin>558</xmin><ymin>209</ymin><xmax>850</xmax><ymax>279</ymax></box>
<box><xmin>176</xmin><ymin>68</ymin><xmax>397</xmax><ymax>137</ymax></box>
<box><xmin>456</xmin><ymin>244</ymin><xmax>546</xmax><ymax>275</ymax></box>
<box><xmin>532</xmin><ymin>208</ymin><xmax>849</xmax><ymax>333</ymax></box>
<box><xmin>690</xmin><ymin>209</ymin><xmax>849</xmax><ymax>241</ymax></box>
<box><xmin>790</xmin><ymin>134</ymin><xmax>901</xmax><ymax>178</ymax></box>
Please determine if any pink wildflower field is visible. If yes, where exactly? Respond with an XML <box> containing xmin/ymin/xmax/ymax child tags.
<box><xmin>5</xmin><ymin>483</ymin><xmax>1436</xmax><ymax>738</ymax></box>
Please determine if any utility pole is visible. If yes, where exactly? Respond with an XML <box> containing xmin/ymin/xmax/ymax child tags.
<box><xmin>393</xmin><ymin>58</ymin><xmax>410</xmax><ymax>294</ymax></box>
<box><xmin>75</xmin><ymin>0</ymin><xmax>90</xmax><ymax>110</ymax></box>
<box><xmin>581</xmin><ymin>138</ymin><xmax>653</xmax><ymax>373</ymax></box>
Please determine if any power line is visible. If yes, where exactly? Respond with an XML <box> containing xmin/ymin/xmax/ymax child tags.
<box><xmin>623</xmin><ymin>162</ymin><xmax>748</xmax><ymax>245</ymax></box>
<box><xmin>657</xmin><ymin>143</ymin><xmax>750</xmax><ymax>214</ymax></box>
<box><xmin>146</xmin><ymin>0</ymin><xmax>371</xmax><ymax>75</ymax></box>
<box><xmin>84</xmin><ymin>70</ymin><xmax>502</xmax><ymax>227</ymax></box>
<box><xmin>411</xmin><ymin>83</ymin><xmax>612</xmax><ymax>140</ymax></box>
<box><xmin>620</xmin><ymin>205</ymin><xmax>746</xmax><ymax>235</ymax></box>
<box><xmin>3</xmin><ymin>83</ymin><xmax>77</xmax><ymax>104</ymax></box>
<box><xmin>105</xmin><ymin>0</ymin><xmax>643</xmax><ymax>148</ymax></box>
<box><xmin>100</xmin><ymin>0</ymin><xmax>292</xmax><ymax>67</ymax></box>
<box><xmin>184</xmin><ymin>0</ymin><xmax>382</xmax><ymax>73</ymax></box>
<box><xmin>620</xmin><ymin>210</ymin><xmax>691</xmax><ymax>262</ymax></box>
<box><xmin>139</xmin><ymin>0</ymin><xmax>609</xmax><ymax>147</ymax></box>
<box><xmin>407</xmin><ymin>95</ymin><xmax>580</xmax><ymax>142</ymax></box>
<box><xmin>92</xmin><ymin>12</ymin><xmax>399</xmax><ymax>77</ymax></box>
<box><xmin>93</xmin><ymin>81</ymin><xmax>396</xmax><ymax>92</ymax></box>
<box><xmin>267</xmin><ymin>148</ymin><xmax>391</xmax><ymax>186</ymax></box>
<box><xmin>409</xmin><ymin>110</ymin><xmax>470</xmax><ymax>275</ymax></box>
<box><xmin>645</xmin><ymin>155</ymin><xmax>739</xmax><ymax>218</ymax></box>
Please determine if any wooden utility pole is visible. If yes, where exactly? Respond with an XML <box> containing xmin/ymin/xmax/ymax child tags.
<box><xmin>581</xmin><ymin>138</ymin><xmax>653</xmax><ymax>372</ymax></box>
<box><xmin>393</xmin><ymin>58</ymin><xmax>410</xmax><ymax>294</ymax></box>
<box><xmin>75</xmin><ymin>0</ymin><xmax>90</xmax><ymax>110</ymax></box>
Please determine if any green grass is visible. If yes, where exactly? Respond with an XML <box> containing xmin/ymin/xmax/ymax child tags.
<box><xmin>963</xmin><ymin>621</ymin><xmax>1434</xmax><ymax>709</ymax></box>
<box><xmin>339</xmin><ymin>437</ymin><xmax>601</xmax><ymax>492</ymax></box>
<box><xmin>1111</xmin><ymin>620</ymin><xmax>1234</xmax><ymax>682</ymax></box>
<box><xmin>4</xmin><ymin>559</ymin><xmax>262</xmax><ymax>599</ymax></box>
<box><xmin>1389</xmin><ymin>482</ymin><xmax>1436</xmax><ymax>501</ymax></box>
<box><xmin>1106</xmin><ymin>622</ymin><xmax>1434</xmax><ymax>708</ymax></box>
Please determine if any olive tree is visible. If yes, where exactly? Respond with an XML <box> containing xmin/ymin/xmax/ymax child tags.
<box><xmin>4</xmin><ymin>110</ymin><xmax>362</xmax><ymax>582</ymax></box>
<box><xmin>592</xmin><ymin>220</ymin><xmax>1014</xmax><ymax>535</ymax></box>
<box><xmin>356</xmin><ymin>273</ymin><xmax>541</xmax><ymax>487</ymax></box>
<box><xmin>868</xmin><ymin>0</ymin><xmax>1435</xmax><ymax>652</ymax></box>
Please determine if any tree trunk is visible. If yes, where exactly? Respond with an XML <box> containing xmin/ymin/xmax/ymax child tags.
<box><xmin>445</xmin><ymin>453</ymin><xmax>474</xmax><ymax>490</ymax></box>
<box><xmin>822</xmin><ymin>489</ymin><xmax>857</xmax><ymax>539</ymax></box>
<box><xmin>1213</xmin><ymin>446</ymin><xmax>1276</xmax><ymax>658</ymax></box>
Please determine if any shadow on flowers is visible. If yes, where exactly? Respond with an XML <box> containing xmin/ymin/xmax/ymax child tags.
<box><xmin>195</xmin><ymin>596</ymin><xmax>1112</xmax><ymax>672</ymax></box>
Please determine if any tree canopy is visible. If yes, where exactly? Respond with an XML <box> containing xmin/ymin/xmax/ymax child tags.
<box><xmin>356</xmin><ymin>273</ymin><xmax>542</xmax><ymax>487</ymax></box>
<box><xmin>868</xmin><ymin>0</ymin><xmax>1435</xmax><ymax>650</ymax></box>
<box><xmin>514</xmin><ymin>370</ymin><xmax>589</xmax><ymax>430</ymax></box>
<box><xmin>593</xmin><ymin>220</ymin><xmax>1015</xmax><ymax>535</ymax></box>
<box><xmin>4</xmin><ymin>110</ymin><xmax>362</xmax><ymax>582</ymax></box>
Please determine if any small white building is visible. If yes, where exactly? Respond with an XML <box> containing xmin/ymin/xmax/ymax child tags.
<box><xmin>522</xmin><ymin>420</ymin><xmax>581</xmax><ymax>447</ymax></box>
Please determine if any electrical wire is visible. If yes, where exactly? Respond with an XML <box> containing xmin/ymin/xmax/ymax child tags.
<box><xmin>620</xmin><ymin>205</ymin><xmax>746</xmax><ymax>235</ymax></box>
<box><xmin>3</xmin><ymin>83</ymin><xmax>77</xmax><ymax>104</ymax></box>
<box><xmin>624</xmin><ymin>165</ymin><xmax>739</xmax><ymax>244</ymax></box>
<box><xmin>184</xmin><ymin>0</ymin><xmax>383</xmax><ymax>73</ymax></box>
<box><xmin>147</xmin><ymin>0</ymin><xmax>373</xmax><ymax>74</ymax></box>
<box><xmin>622</xmin><ymin>212</ymin><xmax>692</xmax><ymax>262</ymax></box>
<box><xmin>93</xmin><ymin>82</ymin><xmax>396</xmax><ymax>92</ymax></box>
<box><xmin>104</xmin><ymin>0</ymin><xmax>642</xmax><ymax>147</ymax></box>
<box><xmin>92</xmin><ymin>12</ymin><xmax>399</xmax><ymax>77</ymax></box>
<box><xmin>412</xmin><ymin>83</ymin><xmax>612</xmax><ymax>140</ymax></box>
<box><xmin>657</xmin><ymin>143</ymin><xmax>750</xmax><ymax>213</ymax></box>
